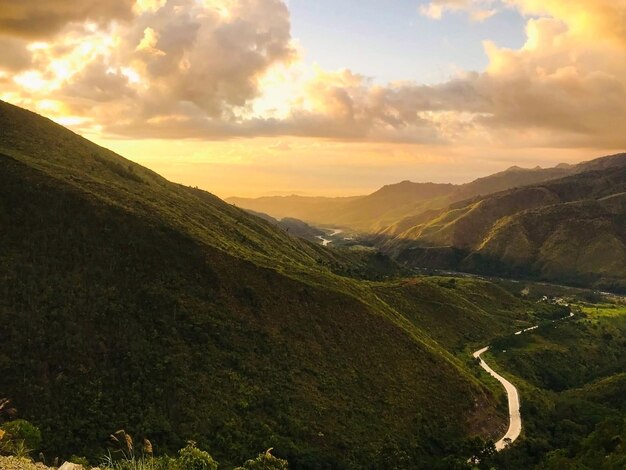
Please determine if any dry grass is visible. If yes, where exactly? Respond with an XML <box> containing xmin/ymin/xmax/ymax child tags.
<box><xmin>0</xmin><ymin>456</ymin><xmax>50</xmax><ymax>470</ymax></box>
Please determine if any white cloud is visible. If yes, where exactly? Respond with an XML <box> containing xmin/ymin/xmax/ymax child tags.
<box><xmin>419</xmin><ymin>0</ymin><xmax>498</xmax><ymax>21</ymax></box>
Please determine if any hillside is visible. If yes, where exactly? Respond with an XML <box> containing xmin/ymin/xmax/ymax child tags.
<box><xmin>241</xmin><ymin>210</ymin><xmax>325</xmax><ymax>244</ymax></box>
<box><xmin>380</xmin><ymin>153</ymin><xmax>626</xmax><ymax>238</ymax></box>
<box><xmin>382</xmin><ymin>160</ymin><xmax>626</xmax><ymax>292</ymax></box>
<box><xmin>0</xmin><ymin>100</ymin><xmax>538</xmax><ymax>468</ymax></box>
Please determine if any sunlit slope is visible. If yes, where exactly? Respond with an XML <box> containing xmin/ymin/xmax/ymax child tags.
<box><xmin>384</xmin><ymin>161</ymin><xmax>626</xmax><ymax>291</ymax></box>
<box><xmin>0</xmin><ymin>100</ymin><xmax>532</xmax><ymax>467</ymax></box>
<box><xmin>228</xmin><ymin>162</ymin><xmax>609</xmax><ymax>234</ymax></box>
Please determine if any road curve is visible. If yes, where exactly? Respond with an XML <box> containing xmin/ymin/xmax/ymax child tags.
<box><xmin>473</xmin><ymin>311</ymin><xmax>575</xmax><ymax>451</ymax></box>
<box><xmin>473</xmin><ymin>346</ymin><xmax>521</xmax><ymax>451</ymax></box>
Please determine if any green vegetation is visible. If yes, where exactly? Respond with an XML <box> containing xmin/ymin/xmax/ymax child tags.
<box><xmin>234</xmin><ymin>449</ymin><xmax>288</xmax><ymax>470</ymax></box>
<box><xmin>2</xmin><ymin>99</ymin><xmax>623</xmax><ymax>469</ymax></box>
<box><xmin>483</xmin><ymin>301</ymin><xmax>626</xmax><ymax>468</ymax></box>
<box><xmin>0</xmin><ymin>99</ymin><xmax>543</xmax><ymax>468</ymax></box>
<box><xmin>0</xmin><ymin>420</ymin><xmax>42</xmax><ymax>457</ymax></box>
<box><xmin>177</xmin><ymin>442</ymin><xmax>219</xmax><ymax>470</ymax></box>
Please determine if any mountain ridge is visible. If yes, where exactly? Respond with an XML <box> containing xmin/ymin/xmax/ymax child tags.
<box><xmin>227</xmin><ymin>156</ymin><xmax>623</xmax><ymax>233</ymax></box>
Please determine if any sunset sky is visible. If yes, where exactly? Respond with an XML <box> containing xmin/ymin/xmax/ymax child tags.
<box><xmin>1</xmin><ymin>0</ymin><xmax>624</xmax><ymax>197</ymax></box>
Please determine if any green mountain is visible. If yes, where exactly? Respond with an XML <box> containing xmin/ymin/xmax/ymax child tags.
<box><xmin>382</xmin><ymin>157</ymin><xmax>626</xmax><ymax>292</ymax></box>
<box><xmin>0</xmin><ymin>100</ymin><xmax>539</xmax><ymax>468</ymax></box>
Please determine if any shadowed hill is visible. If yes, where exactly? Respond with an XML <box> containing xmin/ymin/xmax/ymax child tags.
<box><xmin>0</xmin><ymin>100</ymin><xmax>536</xmax><ymax>467</ymax></box>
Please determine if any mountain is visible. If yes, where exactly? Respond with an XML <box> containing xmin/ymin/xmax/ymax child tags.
<box><xmin>382</xmin><ymin>156</ymin><xmax>626</xmax><ymax>292</ymax></box>
<box><xmin>0</xmin><ymin>100</ymin><xmax>537</xmax><ymax>468</ymax></box>
<box><xmin>325</xmin><ymin>181</ymin><xmax>455</xmax><ymax>231</ymax></box>
<box><xmin>447</xmin><ymin>165</ymin><xmax>574</xmax><ymax>204</ymax></box>
<box><xmin>228</xmin><ymin>182</ymin><xmax>455</xmax><ymax>232</ymax></box>
<box><xmin>228</xmin><ymin>163</ymin><xmax>589</xmax><ymax>233</ymax></box>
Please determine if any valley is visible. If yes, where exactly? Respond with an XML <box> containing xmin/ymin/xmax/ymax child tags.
<box><xmin>0</xmin><ymin>100</ymin><xmax>538</xmax><ymax>468</ymax></box>
<box><xmin>231</xmin><ymin>154</ymin><xmax>626</xmax><ymax>294</ymax></box>
<box><xmin>2</xmin><ymin>1</ymin><xmax>625</xmax><ymax>469</ymax></box>
<box><xmin>0</xmin><ymin>99</ymin><xmax>624</xmax><ymax>470</ymax></box>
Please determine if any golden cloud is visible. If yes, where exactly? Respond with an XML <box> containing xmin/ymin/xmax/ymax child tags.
<box><xmin>1</xmin><ymin>0</ymin><xmax>625</xmax><ymax>150</ymax></box>
<box><xmin>0</xmin><ymin>0</ymin><xmax>135</xmax><ymax>38</ymax></box>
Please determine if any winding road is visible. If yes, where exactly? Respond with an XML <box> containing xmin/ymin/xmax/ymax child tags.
<box><xmin>473</xmin><ymin>311</ymin><xmax>575</xmax><ymax>451</ymax></box>
<box><xmin>472</xmin><ymin>346</ymin><xmax>521</xmax><ymax>451</ymax></box>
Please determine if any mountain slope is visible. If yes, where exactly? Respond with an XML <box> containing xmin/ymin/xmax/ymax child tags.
<box><xmin>379</xmin><ymin>153</ymin><xmax>626</xmax><ymax>239</ymax></box>
<box><xmin>0</xmin><ymin>100</ymin><xmax>534</xmax><ymax>467</ymax></box>
<box><xmin>241</xmin><ymin>209</ymin><xmax>326</xmax><ymax>243</ymax></box>
<box><xmin>383</xmin><ymin>160</ymin><xmax>626</xmax><ymax>292</ymax></box>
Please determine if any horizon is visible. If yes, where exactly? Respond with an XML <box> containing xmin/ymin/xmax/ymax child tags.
<box><xmin>1</xmin><ymin>1</ymin><xmax>624</xmax><ymax>198</ymax></box>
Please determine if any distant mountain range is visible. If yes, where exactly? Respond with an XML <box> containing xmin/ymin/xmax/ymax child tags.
<box><xmin>227</xmin><ymin>161</ymin><xmax>588</xmax><ymax>232</ymax></box>
<box><xmin>229</xmin><ymin>153</ymin><xmax>626</xmax><ymax>291</ymax></box>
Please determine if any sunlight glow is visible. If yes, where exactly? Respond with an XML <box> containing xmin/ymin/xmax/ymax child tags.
<box><xmin>14</xmin><ymin>72</ymin><xmax>48</xmax><ymax>92</ymax></box>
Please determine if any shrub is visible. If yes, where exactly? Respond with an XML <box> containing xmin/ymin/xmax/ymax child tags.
<box><xmin>177</xmin><ymin>442</ymin><xmax>218</xmax><ymax>470</ymax></box>
<box><xmin>235</xmin><ymin>448</ymin><xmax>289</xmax><ymax>470</ymax></box>
<box><xmin>0</xmin><ymin>419</ymin><xmax>42</xmax><ymax>455</ymax></box>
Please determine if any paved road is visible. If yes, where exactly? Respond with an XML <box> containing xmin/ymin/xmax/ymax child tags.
<box><xmin>473</xmin><ymin>346</ymin><xmax>521</xmax><ymax>451</ymax></box>
<box><xmin>473</xmin><ymin>311</ymin><xmax>575</xmax><ymax>451</ymax></box>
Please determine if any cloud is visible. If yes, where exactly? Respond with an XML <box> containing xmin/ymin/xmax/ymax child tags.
<box><xmin>506</xmin><ymin>0</ymin><xmax>626</xmax><ymax>44</ymax></box>
<box><xmin>0</xmin><ymin>0</ymin><xmax>136</xmax><ymax>39</ymax></box>
<box><xmin>470</xmin><ymin>9</ymin><xmax>626</xmax><ymax>147</ymax></box>
<box><xmin>6</xmin><ymin>0</ymin><xmax>296</xmax><ymax>136</ymax></box>
<box><xmin>0</xmin><ymin>37</ymin><xmax>33</xmax><ymax>71</ymax></box>
<box><xmin>419</xmin><ymin>0</ymin><xmax>498</xmax><ymax>21</ymax></box>
<box><xmin>2</xmin><ymin>0</ymin><xmax>626</xmax><ymax>150</ymax></box>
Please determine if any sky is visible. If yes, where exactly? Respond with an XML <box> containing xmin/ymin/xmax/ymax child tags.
<box><xmin>1</xmin><ymin>0</ymin><xmax>625</xmax><ymax>197</ymax></box>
